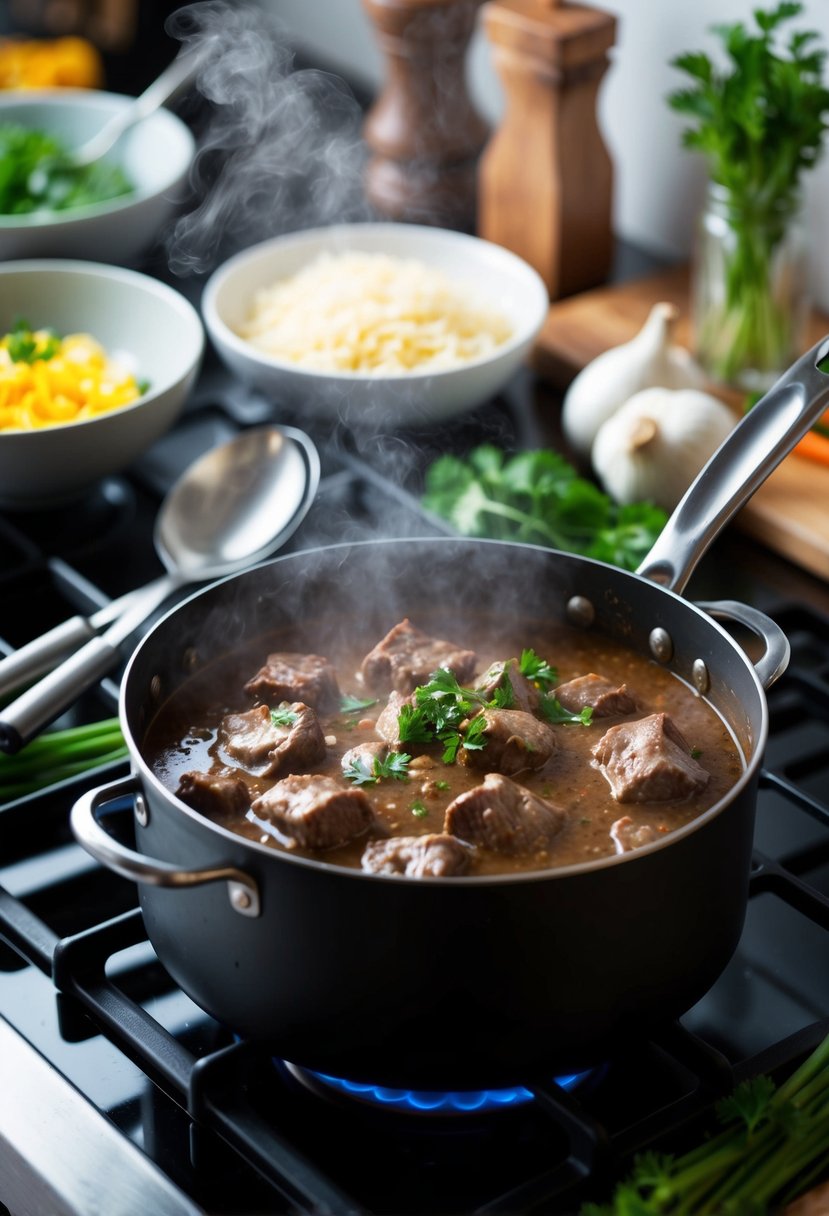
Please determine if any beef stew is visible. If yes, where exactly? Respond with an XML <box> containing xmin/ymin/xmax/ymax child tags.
<box><xmin>145</xmin><ymin>614</ymin><xmax>744</xmax><ymax>877</ymax></box>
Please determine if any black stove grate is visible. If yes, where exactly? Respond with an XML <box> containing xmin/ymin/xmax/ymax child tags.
<box><xmin>2</xmin><ymin>401</ymin><xmax>829</xmax><ymax>1215</ymax></box>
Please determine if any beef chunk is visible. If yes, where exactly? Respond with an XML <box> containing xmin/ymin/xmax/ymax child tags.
<box><xmin>341</xmin><ymin>740</ymin><xmax>389</xmax><ymax>777</ymax></box>
<box><xmin>444</xmin><ymin>773</ymin><xmax>566</xmax><ymax>856</ymax></box>
<box><xmin>361</xmin><ymin>618</ymin><xmax>476</xmax><ymax>695</ymax></box>
<box><xmin>474</xmin><ymin>658</ymin><xmax>540</xmax><ymax>714</ymax></box>
<box><xmin>555</xmin><ymin>673</ymin><xmax>637</xmax><ymax>717</ymax></box>
<box><xmin>218</xmin><ymin>703</ymin><xmax>326</xmax><ymax>777</ymax></box>
<box><xmin>610</xmin><ymin>816</ymin><xmax>660</xmax><ymax>853</ymax></box>
<box><xmin>176</xmin><ymin>770</ymin><xmax>250</xmax><ymax>818</ymax></box>
<box><xmin>461</xmin><ymin>708</ymin><xmax>557</xmax><ymax>774</ymax></box>
<box><xmin>250</xmin><ymin>774</ymin><xmax>374</xmax><ymax>850</ymax></box>
<box><xmin>375</xmin><ymin>690</ymin><xmax>410</xmax><ymax>745</ymax></box>
<box><xmin>593</xmin><ymin>712</ymin><xmax>709</xmax><ymax>803</ymax></box>
<box><xmin>361</xmin><ymin>834</ymin><xmax>470</xmax><ymax>878</ymax></box>
<box><xmin>243</xmin><ymin>652</ymin><xmax>340</xmax><ymax>712</ymax></box>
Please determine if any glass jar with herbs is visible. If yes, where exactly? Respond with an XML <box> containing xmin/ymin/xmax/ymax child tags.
<box><xmin>669</xmin><ymin>2</ymin><xmax>829</xmax><ymax>393</ymax></box>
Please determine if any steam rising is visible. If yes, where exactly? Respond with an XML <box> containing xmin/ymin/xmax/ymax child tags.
<box><xmin>165</xmin><ymin>2</ymin><xmax>371</xmax><ymax>276</ymax></box>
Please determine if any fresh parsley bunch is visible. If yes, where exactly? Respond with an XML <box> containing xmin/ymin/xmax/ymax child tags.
<box><xmin>668</xmin><ymin>2</ymin><xmax>829</xmax><ymax>385</ymax></box>
<box><xmin>422</xmin><ymin>446</ymin><xmax>666</xmax><ymax>573</ymax></box>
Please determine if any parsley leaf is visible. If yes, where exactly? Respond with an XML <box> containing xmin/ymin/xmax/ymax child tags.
<box><xmin>343</xmin><ymin>751</ymin><xmax>412</xmax><ymax>786</ymax></box>
<box><xmin>519</xmin><ymin>648</ymin><xmax>558</xmax><ymax>691</ymax></box>
<box><xmin>269</xmin><ymin>706</ymin><xmax>299</xmax><ymax>727</ymax></box>
<box><xmin>539</xmin><ymin>694</ymin><xmax>593</xmax><ymax>726</ymax></box>
<box><xmin>397</xmin><ymin>703</ymin><xmax>435</xmax><ymax>745</ymax></box>
<box><xmin>422</xmin><ymin>446</ymin><xmax>666</xmax><ymax>572</ymax></box>
<box><xmin>339</xmin><ymin>693</ymin><xmax>378</xmax><ymax>714</ymax></box>
<box><xmin>411</xmin><ymin>800</ymin><xmax>428</xmax><ymax>819</ymax></box>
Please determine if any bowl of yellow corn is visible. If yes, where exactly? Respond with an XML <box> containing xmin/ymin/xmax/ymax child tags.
<box><xmin>0</xmin><ymin>260</ymin><xmax>204</xmax><ymax>508</ymax></box>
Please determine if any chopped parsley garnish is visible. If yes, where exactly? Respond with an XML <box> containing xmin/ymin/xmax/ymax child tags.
<box><xmin>6</xmin><ymin>318</ymin><xmax>60</xmax><ymax>364</ymax></box>
<box><xmin>269</xmin><ymin>706</ymin><xmax>299</xmax><ymax>727</ymax></box>
<box><xmin>518</xmin><ymin>648</ymin><xmax>558</xmax><ymax>691</ymax></box>
<box><xmin>411</xmin><ymin>800</ymin><xmax>428</xmax><ymax>819</ymax></box>
<box><xmin>339</xmin><ymin>693</ymin><xmax>378</xmax><ymax>714</ymax></box>
<box><xmin>434</xmin><ymin>780</ymin><xmax>450</xmax><ymax>791</ymax></box>
<box><xmin>343</xmin><ymin>751</ymin><xmax>412</xmax><ymax>786</ymax></box>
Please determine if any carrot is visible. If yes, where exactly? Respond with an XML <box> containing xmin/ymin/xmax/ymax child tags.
<box><xmin>794</xmin><ymin>428</ymin><xmax>829</xmax><ymax>467</ymax></box>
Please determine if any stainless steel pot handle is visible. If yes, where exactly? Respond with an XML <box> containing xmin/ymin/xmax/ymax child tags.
<box><xmin>71</xmin><ymin>774</ymin><xmax>261</xmax><ymax>918</ymax></box>
<box><xmin>637</xmin><ymin>336</ymin><xmax>829</xmax><ymax>594</ymax></box>
<box><xmin>696</xmin><ymin>599</ymin><xmax>790</xmax><ymax>690</ymax></box>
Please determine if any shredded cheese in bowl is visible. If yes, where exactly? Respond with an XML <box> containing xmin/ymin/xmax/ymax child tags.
<box><xmin>238</xmin><ymin>251</ymin><xmax>514</xmax><ymax>375</ymax></box>
<box><xmin>0</xmin><ymin>324</ymin><xmax>145</xmax><ymax>431</ymax></box>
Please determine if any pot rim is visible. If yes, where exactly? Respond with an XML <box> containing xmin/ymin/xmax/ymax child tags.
<box><xmin>121</xmin><ymin>536</ymin><xmax>769</xmax><ymax>886</ymax></box>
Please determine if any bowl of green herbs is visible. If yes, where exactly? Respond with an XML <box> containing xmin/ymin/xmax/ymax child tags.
<box><xmin>0</xmin><ymin>89</ymin><xmax>194</xmax><ymax>265</ymax></box>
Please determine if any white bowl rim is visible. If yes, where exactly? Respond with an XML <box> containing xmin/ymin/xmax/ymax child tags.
<box><xmin>0</xmin><ymin>88</ymin><xmax>195</xmax><ymax>230</ymax></box>
<box><xmin>202</xmin><ymin>222</ymin><xmax>550</xmax><ymax>384</ymax></box>
<box><xmin>0</xmin><ymin>258</ymin><xmax>204</xmax><ymax>437</ymax></box>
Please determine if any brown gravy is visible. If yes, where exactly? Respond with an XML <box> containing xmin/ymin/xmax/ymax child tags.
<box><xmin>143</xmin><ymin>615</ymin><xmax>745</xmax><ymax>876</ymax></box>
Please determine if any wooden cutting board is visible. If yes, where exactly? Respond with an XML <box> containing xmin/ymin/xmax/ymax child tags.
<box><xmin>531</xmin><ymin>265</ymin><xmax>829</xmax><ymax>580</ymax></box>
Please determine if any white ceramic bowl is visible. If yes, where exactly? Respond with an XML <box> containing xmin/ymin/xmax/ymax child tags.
<box><xmin>0</xmin><ymin>90</ymin><xmax>195</xmax><ymax>265</ymax></box>
<box><xmin>0</xmin><ymin>260</ymin><xmax>204</xmax><ymax>509</ymax></box>
<box><xmin>201</xmin><ymin>223</ymin><xmax>549</xmax><ymax>428</ymax></box>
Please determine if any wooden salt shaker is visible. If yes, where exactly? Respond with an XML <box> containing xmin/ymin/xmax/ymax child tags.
<box><xmin>361</xmin><ymin>0</ymin><xmax>489</xmax><ymax>230</ymax></box>
<box><xmin>477</xmin><ymin>0</ymin><xmax>617</xmax><ymax>298</ymax></box>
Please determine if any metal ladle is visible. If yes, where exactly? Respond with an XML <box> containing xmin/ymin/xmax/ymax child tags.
<box><xmin>0</xmin><ymin>425</ymin><xmax>320</xmax><ymax>753</ymax></box>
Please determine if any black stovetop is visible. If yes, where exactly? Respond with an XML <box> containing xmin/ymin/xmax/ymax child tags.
<box><xmin>1</xmin><ymin>372</ymin><xmax>829</xmax><ymax>1216</ymax></box>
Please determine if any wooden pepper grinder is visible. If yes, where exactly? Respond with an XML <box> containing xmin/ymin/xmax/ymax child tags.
<box><xmin>477</xmin><ymin>0</ymin><xmax>617</xmax><ymax>299</ymax></box>
<box><xmin>361</xmin><ymin>0</ymin><xmax>489</xmax><ymax>230</ymax></box>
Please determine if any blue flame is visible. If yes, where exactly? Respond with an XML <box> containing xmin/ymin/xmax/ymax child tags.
<box><xmin>307</xmin><ymin>1068</ymin><xmax>593</xmax><ymax>1114</ymax></box>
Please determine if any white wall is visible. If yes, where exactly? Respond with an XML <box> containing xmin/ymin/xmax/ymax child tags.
<box><xmin>270</xmin><ymin>0</ymin><xmax>829</xmax><ymax>311</ymax></box>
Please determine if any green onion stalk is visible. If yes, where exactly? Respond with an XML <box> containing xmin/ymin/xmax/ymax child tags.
<box><xmin>582</xmin><ymin>1029</ymin><xmax>829</xmax><ymax>1215</ymax></box>
<box><xmin>0</xmin><ymin>718</ymin><xmax>128</xmax><ymax>803</ymax></box>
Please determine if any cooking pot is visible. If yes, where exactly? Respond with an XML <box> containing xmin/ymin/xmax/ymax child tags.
<box><xmin>71</xmin><ymin>340</ymin><xmax>829</xmax><ymax>1089</ymax></box>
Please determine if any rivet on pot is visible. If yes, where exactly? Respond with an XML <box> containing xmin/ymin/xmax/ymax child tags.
<box><xmin>650</xmin><ymin>627</ymin><xmax>673</xmax><ymax>663</ymax></box>
<box><xmin>566</xmin><ymin>596</ymin><xmax>595</xmax><ymax>628</ymax></box>
<box><xmin>692</xmin><ymin>659</ymin><xmax>710</xmax><ymax>694</ymax></box>
<box><xmin>150</xmin><ymin>675</ymin><xmax>163</xmax><ymax>702</ymax></box>
<box><xmin>134</xmin><ymin>792</ymin><xmax>149</xmax><ymax>828</ymax></box>
<box><xmin>228</xmin><ymin>880</ymin><xmax>261</xmax><ymax>918</ymax></box>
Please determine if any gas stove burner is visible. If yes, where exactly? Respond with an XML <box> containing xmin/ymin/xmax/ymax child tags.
<box><xmin>283</xmin><ymin>1062</ymin><xmax>597</xmax><ymax>1115</ymax></box>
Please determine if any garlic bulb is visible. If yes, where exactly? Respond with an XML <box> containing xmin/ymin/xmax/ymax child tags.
<box><xmin>590</xmin><ymin>386</ymin><xmax>737</xmax><ymax>511</ymax></box>
<box><xmin>561</xmin><ymin>302</ymin><xmax>706</xmax><ymax>458</ymax></box>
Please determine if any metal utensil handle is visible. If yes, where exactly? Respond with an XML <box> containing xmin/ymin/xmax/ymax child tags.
<box><xmin>0</xmin><ymin>579</ymin><xmax>175</xmax><ymax>755</ymax></box>
<box><xmin>695</xmin><ymin>599</ymin><xmax>790</xmax><ymax>690</ymax></box>
<box><xmin>71</xmin><ymin>774</ymin><xmax>260</xmax><ymax>917</ymax></box>
<box><xmin>72</xmin><ymin>51</ymin><xmax>198</xmax><ymax>166</ymax></box>
<box><xmin>0</xmin><ymin>583</ymin><xmax>158</xmax><ymax>701</ymax></box>
<box><xmin>0</xmin><ymin>615</ymin><xmax>98</xmax><ymax>700</ymax></box>
<box><xmin>637</xmin><ymin>336</ymin><xmax>829</xmax><ymax>593</ymax></box>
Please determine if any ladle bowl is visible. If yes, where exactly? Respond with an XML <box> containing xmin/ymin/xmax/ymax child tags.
<box><xmin>0</xmin><ymin>425</ymin><xmax>320</xmax><ymax>752</ymax></box>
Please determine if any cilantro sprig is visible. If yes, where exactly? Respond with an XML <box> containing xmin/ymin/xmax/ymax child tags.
<box><xmin>422</xmin><ymin>446</ymin><xmax>666</xmax><ymax>572</ymax></box>
<box><xmin>581</xmin><ymin>1029</ymin><xmax>829</xmax><ymax>1215</ymax></box>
